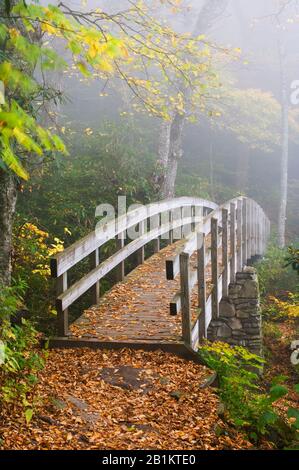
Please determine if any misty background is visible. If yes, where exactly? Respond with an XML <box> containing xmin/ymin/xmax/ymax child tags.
<box><xmin>21</xmin><ymin>0</ymin><xmax>299</xmax><ymax>243</ymax></box>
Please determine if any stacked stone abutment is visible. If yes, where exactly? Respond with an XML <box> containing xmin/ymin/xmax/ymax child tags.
<box><xmin>207</xmin><ymin>267</ymin><xmax>262</xmax><ymax>356</ymax></box>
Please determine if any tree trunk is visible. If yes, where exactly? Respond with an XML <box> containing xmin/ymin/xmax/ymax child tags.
<box><xmin>0</xmin><ymin>170</ymin><xmax>17</xmax><ymax>287</ymax></box>
<box><xmin>277</xmin><ymin>86</ymin><xmax>289</xmax><ymax>248</ymax></box>
<box><xmin>157</xmin><ymin>0</ymin><xmax>229</xmax><ymax>198</ymax></box>
<box><xmin>161</xmin><ymin>113</ymin><xmax>185</xmax><ymax>198</ymax></box>
<box><xmin>278</xmin><ymin>43</ymin><xmax>289</xmax><ymax>249</ymax></box>
<box><xmin>153</xmin><ymin>120</ymin><xmax>171</xmax><ymax>193</ymax></box>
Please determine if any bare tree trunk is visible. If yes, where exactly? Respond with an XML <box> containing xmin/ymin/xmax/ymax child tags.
<box><xmin>153</xmin><ymin>120</ymin><xmax>171</xmax><ymax>191</ymax></box>
<box><xmin>278</xmin><ymin>44</ymin><xmax>289</xmax><ymax>248</ymax></box>
<box><xmin>161</xmin><ymin>113</ymin><xmax>185</xmax><ymax>198</ymax></box>
<box><xmin>0</xmin><ymin>170</ymin><xmax>17</xmax><ymax>287</ymax></box>
<box><xmin>157</xmin><ymin>0</ymin><xmax>229</xmax><ymax>198</ymax></box>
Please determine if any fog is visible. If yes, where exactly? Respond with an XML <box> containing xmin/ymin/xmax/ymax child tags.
<box><xmin>46</xmin><ymin>0</ymin><xmax>299</xmax><ymax>241</ymax></box>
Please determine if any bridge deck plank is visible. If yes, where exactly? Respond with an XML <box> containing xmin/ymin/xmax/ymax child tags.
<box><xmin>69</xmin><ymin>243</ymin><xmax>184</xmax><ymax>343</ymax></box>
<box><xmin>66</xmin><ymin>235</ymin><xmax>224</xmax><ymax>346</ymax></box>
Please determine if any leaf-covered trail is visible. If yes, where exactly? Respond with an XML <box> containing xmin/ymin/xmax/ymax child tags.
<box><xmin>0</xmin><ymin>348</ymin><xmax>252</xmax><ymax>450</ymax></box>
<box><xmin>68</xmin><ymin>236</ymin><xmax>218</xmax><ymax>344</ymax></box>
<box><xmin>69</xmin><ymin>242</ymin><xmax>185</xmax><ymax>343</ymax></box>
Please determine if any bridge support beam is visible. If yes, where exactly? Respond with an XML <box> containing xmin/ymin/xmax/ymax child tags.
<box><xmin>207</xmin><ymin>266</ymin><xmax>262</xmax><ymax>356</ymax></box>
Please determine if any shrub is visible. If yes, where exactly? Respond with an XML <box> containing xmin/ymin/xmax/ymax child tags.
<box><xmin>263</xmin><ymin>321</ymin><xmax>283</xmax><ymax>340</ymax></box>
<box><xmin>263</xmin><ymin>293</ymin><xmax>299</xmax><ymax>322</ymax></box>
<box><xmin>285</xmin><ymin>247</ymin><xmax>299</xmax><ymax>275</ymax></box>
<box><xmin>0</xmin><ymin>283</ymin><xmax>46</xmax><ymax>422</ymax></box>
<box><xmin>199</xmin><ymin>341</ymin><xmax>298</xmax><ymax>444</ymax></box>
<box><xmin>256</xmin><ymin>244</ymin><xmax>298</xmax><ymax>297</ymax></box>
<box><xmin>12</xmin><ymin>221</ymin><xmax>64</xmax><ymax>330</ymax></box>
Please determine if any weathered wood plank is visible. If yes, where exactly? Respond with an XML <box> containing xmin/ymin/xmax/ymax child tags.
<box><xmin>242</xmin><ymin>199</ymin><xmax>248</xmax><ymax>265</ymax></box>
<box><xmin>169</xmin><ymin>268</ymin><xmax>198</xmax><ymax>316</ymax></box>
<box><xmin>115</xmin><ymin>234</ymin><xmax>125</xmax><ymax>282</ymax></box>
<box><xmin>180</xmin><ymin>252</ymin><xmax>192</xmax><ymax>346</ymax></box>
<box><xmin>58</xmin><ymin>216</ymin><xmax>197</xmax><ymax>311</ymax></box>
<box><xmin>237</xmin><ymin>199</ymin><xmax>243</xmax><ymax>272</ymax></box>
<box><xmin>152</xmin><ymin>213</ymin><xmax>161</xmax><ymax>254</ymax></box>
<box><xmin>211</xmin><ymin>218</ymin><xmax>219</xmax><ymax>319</ymax></box>
<box><xmin>230</xmin><ymin>202</ymin><xmax>236</xmax><ymax>283</ymax></box>
<box><xmin>165</xmin><ymin>197</ymin><xmax>243</xmax><ymax>281</ymax></box>
<box><xmin>247</xmin><ymin>199</ymin><xmax>252</xmax><ymax>260</ymax></box>
<box><xmin>51</xmin><ymin>197</ymin><xmax>218</xmax><ymax>278</ymax></box>
<box><xmin>137</xmin><ymin>220</ymin><xmax>145</xmax><ymax>265</ymax></box>
<box><xmin>197</xmin><ymin>233</ymin><xmax>207</xmax><ymax>341</ymax></box>
<box><xmin>168</xmin><ymin>232</ymin><xmax>223</xmax><ymax>315</ymax></box>
<box><xmin>90</xmin><ymin>248</ymin><xmax>100</xmax><ymax>304</ymax></box>
<box><xmin>169</xmin><ymin>210</ymin><xmax>174</xmax><ymax>244</ymax></box>
<box><xmin>166</xmin><ymin>218</ymin><xmax>224</xmax><ymax>281</ymax></box>
<box><xmin>253</xmin><ymin>203</ymin><xmax>257</xmax><ymax>256</ymax></box>
<box><xmin>57</xmin><ymin>272</ymin><xmax>68</xmax><ymax>336</ymax></box>
<box><xmin>222</xmin><ymin>208</ymin><xmax>229</xmax><ymax>297</ymax></box>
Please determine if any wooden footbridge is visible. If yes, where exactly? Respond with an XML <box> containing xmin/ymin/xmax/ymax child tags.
<box><xmin>49</xmin><ymin>197</ymin><xmax>270</xmax><ymax>355</ymax></box>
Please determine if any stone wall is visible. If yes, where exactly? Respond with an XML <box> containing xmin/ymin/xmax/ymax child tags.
<box><xmin>207</xmin><ymin>267</ymin><xmax>263</xmax><ymax>356</ymax></box>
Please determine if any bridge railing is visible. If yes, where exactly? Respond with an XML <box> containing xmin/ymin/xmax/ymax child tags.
<box><xmin>51</xmin><ymin>197</ymin><xmax>217</xmax><ymax>336</ymax></box>
<box><xmin>165</xmin><ymin>197</ymin><xmax>270</xmax><ymax>350</ymax></box>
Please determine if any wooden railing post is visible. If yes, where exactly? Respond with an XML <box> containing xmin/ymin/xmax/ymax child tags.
<box><xmin>261</xmin><ymin>214</ymin><xmax>265</xmax><ymax>255</ymax></box>
<box><xmin>137</xmin><ymin>220</ymin><xmax>145</xmax><ymax>265</ymax></box>
<box><xmin>242</xmin><ymin>199</ymin><xmax>248</xmax><ymax>265</ymax></box>
<box><xmin>153</xmin><ymin>214</ymin><xmax>160</xmax><ymax>253</ymax></box>
<box><xmin>191</xmin><ymin>205</ymin><xmax>196</xmax><ymax>232</ymax></box>
<box><xmin>230</xmin><ymin>202</ymin><xmax>236</xmax><ymax>284</ymax></box>
<box><xmin>115</xmin><ymin>234</ymin><xmax>125</xmax><ymax>282</ymax></box>
<box><xmin>237</xmin><ymin>199</ymin><xmax>243</xmax><ymax>271</ymax></box>
<box><xmin>247</xmin><ymin>200</ymin><xmax>252</xmax><ymax>260</ymax></box>
<box><xmin>90</xmin><ymin>248</ymin><xmax>100</xmax><ymax>304</ymax></box>
<box><xmin>257</xmin><ymin>207</ymin><xmax>261</xmax><ymax>255</ymax></box>
<box><xmin>57</xmin><ymin>272</ymin><xmax>68</xmax><ymax>336</ymax></box>
<box><xmin>252</xmin><ymin>201</ymin><xmax>256</xmax><ymax>257</ymax></box>
<box><xmin>259</xmin><ymin>209</ymin><xmax>263</xmax><ymax>255</ymax></box>
<box><xmin>181</xmin><ymin>206</ymin><xmax>185</xmax><ymax>239</ymax></box>
<box><xmin>168</xmin><ymin>210</ymin><xmax>173</xmax><ymax>244</ymax></box>
<box><xmin>197</xmin><ymin>233</ymin><xmax>206</xmax><ymax>340</ymax></box>
<box><xmin>252</xmin><ymin>203</ymin><xmax>256</xmax><ymax>256</ymax></box>
<box><xmin>222</xmin><ymin>208</ymin><xmax>229</xmax><ymax>297</ymax></box>
<box><xmin>180</xmin><ymin>252</ymin><xmax>192</xmax><ymax>345</ymax></box>
<box><xmin>211</xmin><ymin>217</ymin><xmax>219</xmax><ymax>319</ymax></box>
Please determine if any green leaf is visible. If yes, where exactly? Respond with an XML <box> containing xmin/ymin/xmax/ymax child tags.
<box><xmin>269</xmin><ymin>384</ymin><xmax>288</xmax><ymax>401</ymax></box>
<box><xmin>258</xmin><ymin>410</ymin><xmax>278</xmax><ymax>428</ymax></box>
<box><xmin>1</xmin><ymin>146</ymin><xmax>29</xmax><ymax>180</ymax></box>
<box><xmin>271</xmin><ymin>375</ymin><xmax>288</xmax><ymax>386</ymax></box>
<box><xmin>294</xmin><ymin>384</ymin><xmax>299</xmax><ymax>394</ymax></box>
<box><xmin>77</xmin><ymin>61</ymin><xmax>91</xmax><ymax>77</ymax></box>
<box><xmin>25</xmin><ymin>408</ymin><xmax>33</xmax><ymax>424</ymax></box>
<box><xmin>287</xmin><ymin>408</ymin><xmax>299</xmax><ymax>429</ymax></box>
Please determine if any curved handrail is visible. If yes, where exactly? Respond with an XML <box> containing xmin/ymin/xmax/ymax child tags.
<box><xmin>165</xmin><ymin>196</ymin><xmax>271</xmax><ymax>349</ymax></box>
<box><xmin>51</xmin><ymin>196</ymin><xmax>217</xmax><ymax>278</ymax></box>
<box><xmin>57</xmin><ymin>214</ymin><xmax>205</xmax><ymax>311</ymax></box>
<box><xmin>165</xmin><ymin>197</ymin><xmax>270</xmax><ymax>280</ymax></box>
<box><xmin>51</xmin><ymin>195</ymin><xmax>270</xmax><ymax>339</ymax></box>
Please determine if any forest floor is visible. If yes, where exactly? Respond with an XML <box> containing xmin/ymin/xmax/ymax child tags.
<box><xmin>263</xmin><ymin>318</ymin><xmax>299</xmax><ymax>420</ymax></box>
<box><xmin>0</xmin><ymin>348</ymin><xmax>254</xmax><ymax>450</ymax></box>
<box><xmin>0</xmin><ymin>316</ymin><xmax>297</xmax><ymax>450</ymax></box>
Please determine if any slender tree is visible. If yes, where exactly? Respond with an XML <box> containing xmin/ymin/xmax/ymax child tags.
<box><xmin>0</xmin><ymin>0</ymin><xmax>216</xmax><ymax>285</ymax></box>
<box><xmin>277</xmin><ymin>35</ymin><xmax>289</xmax><ymax>248</ymax></box>
<box><xmin>156</xmin><ymin>0</ymin><xmax>230</xmax><ymax>198</ymax></box>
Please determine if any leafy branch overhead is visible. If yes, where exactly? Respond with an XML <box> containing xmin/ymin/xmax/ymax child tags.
<box><xmin>0</xmin><ymin>0</ymin><xmax>225</xmax><ymax>180</ymax></box>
